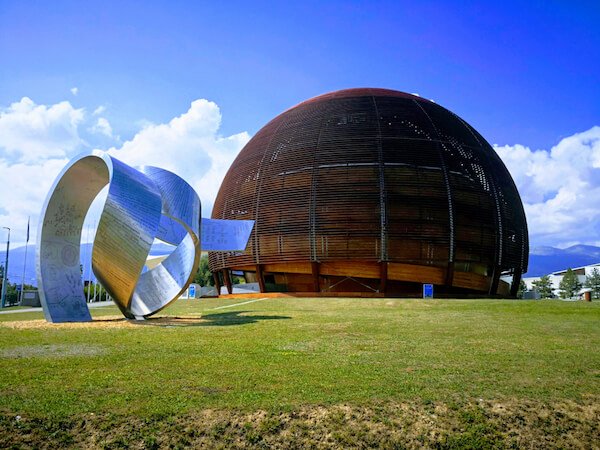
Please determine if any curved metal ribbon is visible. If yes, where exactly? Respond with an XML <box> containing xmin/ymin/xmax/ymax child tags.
<box><xmin>36</xmin><ymin>150</ymin><xmax>200</xmax><ymax>322</ymax></box>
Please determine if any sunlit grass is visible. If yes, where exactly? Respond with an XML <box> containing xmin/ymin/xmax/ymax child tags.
<box><xmin>1</xmin><ymin>298</ymin><xmax>599</xmax><ymax>447</ymax></box>
<box><xmin>1</xmin><ymin>297</ymin><xmax>598</xmax><ymax>419</ymax></box>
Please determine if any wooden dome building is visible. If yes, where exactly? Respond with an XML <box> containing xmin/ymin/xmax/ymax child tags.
<box><xmin>209</xmin><ymin>88</ymin><xmax>528</xmax><ymax>297</ymax></box>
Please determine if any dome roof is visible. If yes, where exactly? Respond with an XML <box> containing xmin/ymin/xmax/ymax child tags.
<box><xmin>210</xmin><ymin>88</ymin><xmax>528</xmax><ymax>295</ymax></box>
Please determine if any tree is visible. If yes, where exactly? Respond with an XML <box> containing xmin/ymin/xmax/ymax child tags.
<box><xmin>532</xmin><ymin>275</ymin><xmax>554</xmax><ymax>299</ymax></box>
<box><xmin>584</xmin><ymin>268</ymin><xmax>600</xmax><ymax>299</ymax></box>
<box><xmin>193</xmin><ymin>254</ymin><xmax>245</xmax><ymax>287</ymax></box>
<box><xmin>517</xmin><ymin>279</ymin><xmax>527</xmax><ymax>299</ymax></box>
<box><xmin>194</xmin><ymin>254</ymin><xmax>214</xmax><ymax>287</ymax></box>
<box><xmin>2</xmin><ymin>281</ymin><xmax>19</xmax><ymax>306</ymax></box>
<box><xmin>558</xmin><ymin>268</ymin><xmax>581</xmax><ymax>299</ymax></box>
<box><xmin>83</xmin><ymin>283</ymin><xmax>109</xmax><ymax>302</ymax></box>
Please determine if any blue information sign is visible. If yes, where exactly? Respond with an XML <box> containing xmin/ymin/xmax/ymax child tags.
<box><xmin>423</xmin><ymin>284</ymin><xmax>434</xmax><ymax>298</ymax></box>
<box><xmin>188</xmin><ymin>285</ymin><xmax>196</xmax><ymax>298</ymax></box>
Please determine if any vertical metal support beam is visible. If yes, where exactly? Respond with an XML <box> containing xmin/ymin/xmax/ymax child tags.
<box><xmin>256</xmin><ymin>264</ymin><xmax>266</xmax><ymax>293</ymax></box>
<box><xmin>379</xmin><ymin>261</ymin><xmax>388</xmax><ymax>294</ymax></box>
<box><xmin>309</xmin><ymin>116</ymin><xmax>328</xmax><ymax>262</ymax></box>
<box><xmin>309</xmin><ymin>174</ymin><xmax>318</xmax><ymax>261</ymax></box>
<box><xmin>212</xmin><ymin>272</ymin><xmax>221</xmax><ymax>297</ymax></box>
<box><xmin>371</xmin><ymin>96</ymin><xmax>387</xmax><ymax>261</ymax></box>
<box><xmin>311</xmin><ymin>261</ymin><xmax>320</xmax><ymax>292</ymax></box>
<box><xmin>510</xmin><ymin>269</ymin><xmax>522</xmax><ymax>298</ymax></box>
<box><xmin>223</xmin><ymin>269</ymin><xmax>233</xmax><ymax>295</ymax></box>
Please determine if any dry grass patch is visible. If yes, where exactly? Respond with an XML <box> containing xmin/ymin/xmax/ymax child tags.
<box><xmin>0</xmin><ymin>344</ymin><xmax>106</xmax><ymax>359</ymax></box>
<box><xmin>0</xmin><ymin>316</ymin><xmax>130</xmax><ymax>330</ymax></box>
<box><xmin>1</xmin><ymin>398</ymin><xmax>598</xmax><ymax>449</ymax></box>
<box><xmin>0</xmin><ymin>315</ymin><xmax>214</xmax><ymax>330</ymax></box>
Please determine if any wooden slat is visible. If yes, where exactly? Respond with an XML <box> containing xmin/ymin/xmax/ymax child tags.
<box><xmin>319</xmin><ymin>260</ymin><xmax>381</xmax><ymax>279</ymax></box>
<box><xmin>387</xmin><ymin>262</ymin><xmax>446</xmax><ymax>284</ymax></box>
<box><xmin>452</xmin><ymin>271</ymin><xmax>490</xmax><ymax>291</ymax></box>
<box><xmin>262</xmin><ymin>261</ymin><xmax>312</xmax><ymax>274</ymax></box>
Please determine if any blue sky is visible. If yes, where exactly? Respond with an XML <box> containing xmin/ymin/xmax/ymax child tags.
<box><xmin>1</xmin><ymin>1</ymin><xmax>599</xmax><ymax>248</ymax></box>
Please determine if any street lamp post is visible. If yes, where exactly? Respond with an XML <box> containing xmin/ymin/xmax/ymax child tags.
<box><xmin>1</xmin><ymin>227</ymin><xmax>10</xmax><ymax>308</ymax></box>
<box><xmin>19</xmin><ymin>217</ymin><xmax>30</xmax><ymax>305</ymax></box>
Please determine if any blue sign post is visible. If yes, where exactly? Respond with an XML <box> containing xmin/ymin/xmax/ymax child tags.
<box><xmin>188</xmin><ymin>284</ymin><xmax>196</xmax><ymax>299</ymax></box>
<box><xmin>423</xmin><ymin>283</ymin><xmax>434</xmax><ymax>298</ymax></box>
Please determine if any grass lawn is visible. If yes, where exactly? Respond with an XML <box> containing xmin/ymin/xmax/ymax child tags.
<box><xmin>0</xmin><ymin>297</ymin><xmax>598</xmax><ymax>448</ymax></box>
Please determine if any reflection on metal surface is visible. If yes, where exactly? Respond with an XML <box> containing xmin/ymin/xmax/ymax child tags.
<box><xmin>37</xmin><ymin>151</ymin><xmax>253</xmax><ymax>323</ymax></box>
<box><xmin>201</xmin><ymin>218</ymin><xmax>254</xmax><ymax>251</ymax></box>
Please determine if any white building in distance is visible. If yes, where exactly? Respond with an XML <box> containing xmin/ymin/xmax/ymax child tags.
<box><xmin>523</xmin><ymin>263</ymin><xmax>600</xmax><ymax>298</ymax></box>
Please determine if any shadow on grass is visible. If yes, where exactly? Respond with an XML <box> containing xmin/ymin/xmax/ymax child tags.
<box><xmin>130</xmin><ymin>310</ymin><xmax>291</xmax><ymax>327</ymax></box>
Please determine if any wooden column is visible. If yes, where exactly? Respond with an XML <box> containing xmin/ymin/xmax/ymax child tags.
<box><xmin>510</xmin><ymin>268</ymin><xmax>522</xmax><ymax>298</ymax></box>
<box><xmin>256</xmin><ymin>264</ymin><xmax>266</xmax><ymax>293</ymax></box>
<box><xmin>445</xmin><ymin>261</ymin><xmax>455</xmax><ymax>287</ymax></box>
<box><xmin>223</xmin><ymin>269</ymin><xmax>233</xmax><ymax>294</ymax></box>
<box><xmin>212</xmin><ymin>272</ymin><xmax>221</xmax><ymax>297</ymax></box>
<box><xmin>488</xmin><ymin>265</ymin><xmax>501</xmax><ymax>296</ymax></box>
<box><xmin>379</xmin><ymin>261</ymin><xmax>388</xmax><ymax>294</ymax></box>
<box><xmin>311</xmin><ymin>261</ymin><xmax>320</xmax><ymax>292</ymax></box>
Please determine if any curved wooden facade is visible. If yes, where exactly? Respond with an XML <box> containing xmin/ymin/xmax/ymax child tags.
<box><xmin>209</xmin><ymin>88</ymin><xmax>528</xmax><ymax>296</ymax></box>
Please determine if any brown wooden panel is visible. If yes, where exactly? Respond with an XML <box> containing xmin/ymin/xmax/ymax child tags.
<box><xmin>282</xmin><ymin>273</ymin><xmax>318</xmax><ymax>292</ymax></box>
<box><xmin>319</xmin><ymin>260</ymin><xmax>381</xmax><ymax>279</ymax></box>
<box><xmin>387</xmin><ymin>262</ymin><xmax>446</xmax><ymax>284</ymax></box>
<box><xmin>262</xmin><ymin>262</ymin><xmax>312</xmax><ymax>274</ymax></box>
<box><xmin>452</xmin><ymin>271</ymin><xmax>491</xmax><ymax>292</ymax></box>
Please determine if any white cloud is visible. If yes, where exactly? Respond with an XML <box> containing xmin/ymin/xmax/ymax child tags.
<box><xmin>90</xmin><ymin>117</ymin><xmax>113</xmax><ymax>137</ymax></box>
<box><xmin>70</xmin><ymin>87</ymin><xmax>78</xmax><ymax>96</ymax></box>
<box><xmin>93</xmin><ymin>106</ymin><xmax>106</xmax><ymax>116</ymax></box>
<box><xmin>0</xmin><ymin>97</ymin><xmax>85</xmax><ymax>163</ymax></box>
<box><xmin>495</xmin><ymin>126</ymin><xmax>600</xmax><ymax>248</ymax></box>
<box><xmin>106</xmin><ymin>99</ymin><xmax>250</xmax><ymax>215</ymax></box>
<box><xmin>0</xmin><ymin>96</ymin><xmax>85</xmax><ymax>245</ymax></box>
<box><xmin>0</xmin><ymin>157</ymin><xmax>70</xmax><ymax>245</ymax></box>
<box><xmin>0</xmin><ymin>96</ymin><xmax>249</xmax><ymax>246</ymax></box>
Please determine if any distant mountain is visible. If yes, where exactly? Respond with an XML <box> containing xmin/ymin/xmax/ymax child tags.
<box><xmin>529</xmin><ymin>246</ymin><xmax>562</xmax><ymax>256</ymax></box>
<box><xmin>526</xmin><ymin>245</ymin><xmax>600</xmax><ymax>277</ymax></box>
<box><xmin>558</xmin><ymin>245</ymin><xmax>600</xmax><ymax>259</ymax></box>
<box><xmin>1</xmin><ymin>242</ymin><xmax>176</xmax><ymax>287</ymax></box>
<box><xmin>0</xmin><ymin>244</ymin><xmax>37</xmax><ymax>286</ymax></box>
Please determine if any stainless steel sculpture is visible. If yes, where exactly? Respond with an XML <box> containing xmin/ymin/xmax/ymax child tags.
<box><xmin>37</xmin><ymin>150</ymin><xmax>252</xmax><ymax>322</ymax></box>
